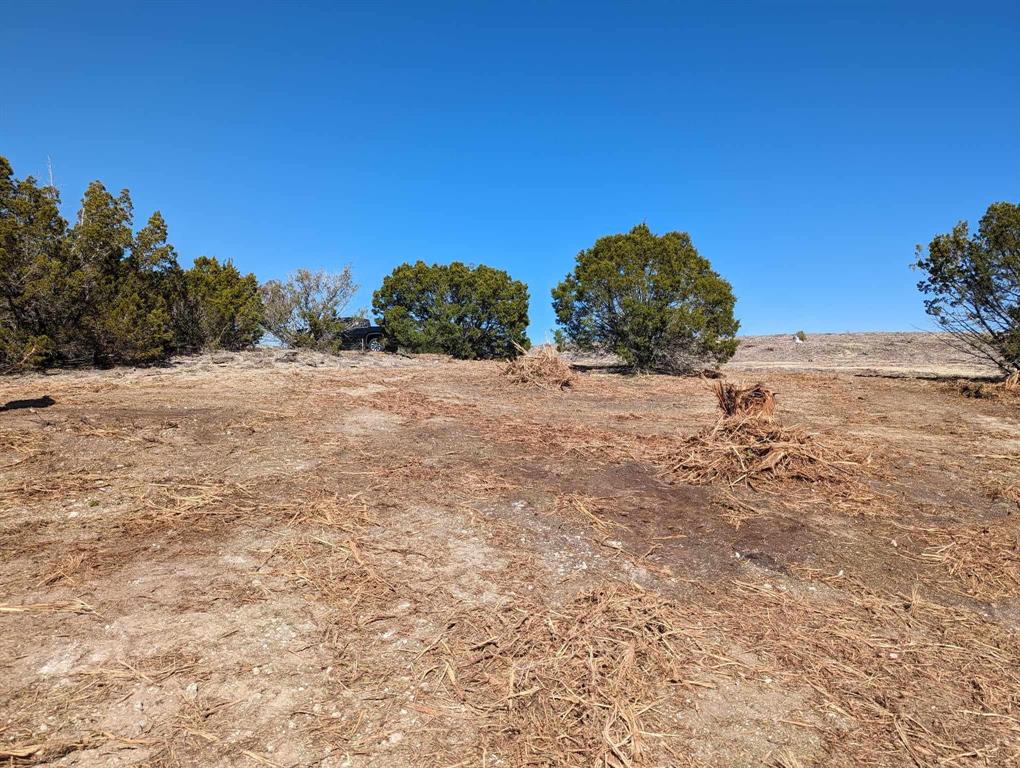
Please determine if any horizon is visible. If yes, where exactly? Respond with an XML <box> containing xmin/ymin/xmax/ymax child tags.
<box><xmin>3</xmin><ymin>1</ymin><xmax>1018</xmax><ymax>341</ymax></box>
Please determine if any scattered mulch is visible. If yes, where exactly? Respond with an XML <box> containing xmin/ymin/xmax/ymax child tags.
<box><xmin>723</xmin><ymin>573</ymin><xmax>1020</xmax><ymax>766</ymax></box>
<box><xmin>915</xmin><ymin>519</ymin><xmax>1020</xmax><ymax>601</ymax></box>
<box><xmin>425</xmin><ymin>583</ymin><xmax>730</xmax><ymax>767</ymax></box>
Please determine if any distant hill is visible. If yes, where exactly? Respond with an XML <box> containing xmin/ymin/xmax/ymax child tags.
<box><xmin>728</xmin><ymin>332</ymin><xmax>998</xmax><ymax>378</ymax></box>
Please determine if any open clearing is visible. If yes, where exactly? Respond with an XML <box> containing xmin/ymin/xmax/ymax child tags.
<box><xmin>2</xmin><ymin>335</ymin><xmax>1018</xmax><ymax>767</ymax></box>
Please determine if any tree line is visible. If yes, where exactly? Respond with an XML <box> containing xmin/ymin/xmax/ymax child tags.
<box><xmin>1</xmin><ymin>157</ymin><xmax>263</xmax><ymax>369</ymax></box>
<box><xmin>2</xmin><ymin>155</ymin><xmax>1017</xmax><ymax>374</ymax></box>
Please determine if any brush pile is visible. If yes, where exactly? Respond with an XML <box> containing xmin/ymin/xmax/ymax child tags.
<box><xmin>428</xmin><ymin>583</ymin><xmax>715</xmax><ymax>766</ymax></box>
<box><xmin>1005</xmin><ymin>370</ymin><xmax>1020</xmax><ymax>392</ymax></box>
<box><xmin>713</xmin><ymin>380</ymin><xmax>777</xmax><ymax>419</ymax></box>
<box><xmin>660</xmin><ymin>381</ymin><xmax>859</xmax><ymax>486</ymax></box>
<box><xmin>502</xmin><ymin>344</ymin><xmax>575</xmax><ymax>390</ymax></box>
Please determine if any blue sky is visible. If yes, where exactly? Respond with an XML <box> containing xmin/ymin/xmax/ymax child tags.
<box><xmin>3</xmin><ymin>1</ymin><xmax>1018</xmax><ymax>340</ymax></box>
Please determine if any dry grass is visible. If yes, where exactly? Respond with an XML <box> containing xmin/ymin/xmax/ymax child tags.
<box><xmin>723</xmin><ymin>573</ymin><xmax>1020</xmax><ymax>766</ymax></box>
<box><xmin>1004</xmin><ymin>370</ymin><xmax>1020</xmax><ymax>392</ymax></box>
<box><xmin>554</xmin><ymin>493</ymin><xmax>627</xmax><ymax>536</ymax></box>
<box><xmin>916</xmin><ymin>519</ymin><xmax>1020</xmax><ymax>601</ymax></box>
<box><xmin>0</xmin><ymin>599</ymin><xmax>94</xmax><ymax>614</ymax></box>
<box><xmin>424</xmin><ymin>583</ymin><xmax>733</xmax><ymax>767</ymax></box>
<box><xmin>502</xmin><ymin>344</ymin><xmax>575</xmax><ymax>390</ymax></box>
<box><xmin>4</xmin><ymin>355</ymin><xmax>1019</xmax><ymax>767</ymax></box>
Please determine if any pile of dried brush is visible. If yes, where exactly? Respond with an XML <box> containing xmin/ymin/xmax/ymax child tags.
<box><xmin>713</xmin><ymin>380</ymin><xmax>776</xmax><ymax>418</ymax></box>
<box><xmin>660</xmin><ymin>381</ymin><xmax>860</xmax><ymax>486</ymax></box>
<box><xmin>1005</xmin><ymin>370</ymin><xmax>1020</xmax><ymax>392</ymax></box>
<box><xmin>427</xmin><ymin>583</ymin><xmax>713</xmax><ymax>766</ymax></box>
<box><xmin>502</xmin><ymin>344</ymin><xmax>575</xmax><ymax>390</ymax></box>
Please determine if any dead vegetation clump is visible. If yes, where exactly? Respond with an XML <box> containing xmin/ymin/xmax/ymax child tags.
<box><xmin>659</xmin><ymin>382</ymin><xmax>861</xmax><ymax>487</ymax></box>
<box><xmin>957</xmin><ymin>371</ymin><xmax>1020</xmax><ymax>400</ymax></box>
<box><xmin>660</xmin><ymin>418</ymin><xmax>857</xmax><ymax>486</ymax></box>
<box><xmin>502</xmin><ymin>344</ymin><xmax>575</xmax><ymax>390</ymax></box>
<box><xmin>713</xmin><ymin>380</ymin><xmax>776</xmax><ymax>419</ymax></box>
<box><xmin>426</xmin><ymin>583</ymin><xmax>723</xmax><ymax>766</ymax></box>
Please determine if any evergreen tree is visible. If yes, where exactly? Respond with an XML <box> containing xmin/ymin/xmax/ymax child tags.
<box><xmin>915</xmin><ymin>202</ymin><xmax>1020</xmax><ymax>373</ymax></box>
<box><xmin>552</xmin><ymin>224</ymin><xmax>739</xmax><ymax>373</ymax></box>
<box><xmin>0</xmin><ymin>157</ymin><xmax>69</xmax><ymax>368</ymax></box>
<box><xmin>0</xmin><ymin>154</ymin><xmax>264</xmax><ymax>369</ymax></box>
<box><xmin>64</xmin><ymin>181</ymin><xmax>137</xmax><ymax>363</ymax></box>
<box><xmin>183</xmin><ymin>256</ymin><xmax>264</xmax><ymax>350</ymax></box>
<box><xmin>373</xmin><ymin>261</ymin><xmax>530</xmax><ymax>359</ymax></box>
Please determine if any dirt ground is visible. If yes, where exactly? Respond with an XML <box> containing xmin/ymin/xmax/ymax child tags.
<box><xmin>2</xmin><ymin>337</ymin><xmax>1018</xmax><ymax>767</ymax></box>
<box><xmin>728</xmin><ymin>332</ymin><xmax>1001</xmax><ymax>378</ymax></box>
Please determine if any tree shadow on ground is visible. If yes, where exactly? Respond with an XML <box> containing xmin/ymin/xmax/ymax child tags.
<box><xmin>1</xmin><ymin>395</ymin><xmax>55</xmax><ymax>412</ymax></box>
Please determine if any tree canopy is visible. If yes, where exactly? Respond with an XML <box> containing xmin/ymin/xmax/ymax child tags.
<box><xmin>372</xmin><ymin>261</ymin><xmax>530</xmax><ymax>359</ymax></box>
<box><xmin>260</xmin><ymin>267</ymin><xmax>359</xmax><ymax>350</ymax></box>
<box><xmin>0</xmin><ymin>155</ymin><xmax>263</xmax><ymax>369</ymax></box>
<box><xmin>552</xmin><ymin>224</ymin><xmax>739</xmax><ymax>372</ymax></box>
<box><xmin>183</xmin><ymin>256</ymin><xmax>264</xmax><ymax>351</ymax></box>
<box><xmin>915</xmin><ymin>201</ymin><xmax>1020</xmax><ymax>373</ymax></box>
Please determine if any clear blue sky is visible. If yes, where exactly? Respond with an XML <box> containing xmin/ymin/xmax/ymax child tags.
<box><xmin>3</xmin><ymin>1</ymin><xmax>1018</xmax><ymax>340</ymax></box>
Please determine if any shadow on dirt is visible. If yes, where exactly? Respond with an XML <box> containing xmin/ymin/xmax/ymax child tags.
<box><xmin>1</xmin><ymin>395</ymin><xmax>56</xmax><ymax>412</ymax></box>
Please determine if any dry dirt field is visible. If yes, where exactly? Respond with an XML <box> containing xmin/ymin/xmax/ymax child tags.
<box><xmin>2</xmin><ymin>335</ymin><xmax>1018</xmax><ymax>767</ymax></box>
<box><xmin>729</xmin><ymin>332</ymin><xmax>1001</xmax><ymax>378</ymax></box>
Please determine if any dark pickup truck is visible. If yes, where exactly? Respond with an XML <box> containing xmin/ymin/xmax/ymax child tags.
<box><xmin>338</xmin><ymin>318</ymin><xmax>389</xmax><ymax>352</ymax></box>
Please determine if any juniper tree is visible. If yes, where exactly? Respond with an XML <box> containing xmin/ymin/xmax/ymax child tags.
<box><xmin>183</xmin><ymin>256</ymin><xmax>263</xmax><ymax>350</ymax></box>
<box><xmin>552</xmin><ymin>224</ymin><xmax>739</xmax><ymax>373</ymax></box>
<box><xmin>0</xmin><ymin>157</ymin><xmax>69</xmax><ymax>368</ymax></box>
<box><xmin>372</xmin><ymin>261</ymin><xmax>530</xmax><ymax>359</ymax></box>
<box><xmin>915</xmin><ymin>202</ymin><xmax>1020</xmax><ymax>373</ymax></box>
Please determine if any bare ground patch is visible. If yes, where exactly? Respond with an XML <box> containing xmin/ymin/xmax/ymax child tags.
<box><xmin>2</xmin><ymin>351</ymin><xmax>1019</xmax><ymax>766</ymax></box>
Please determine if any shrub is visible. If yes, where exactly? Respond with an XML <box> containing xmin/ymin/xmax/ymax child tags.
<box><xmin>260</xmin><ymin>267</ymin><xmax>359</xmax><ymax>350</ymax></box>
<box><xmin>915</xmin><ymin>201</ymin><xmax>1020</xmax><ymax>374</ymax></box>
<box><xmin>795</xmin><ymin>330</ymin><xmax>807</xmax><ymax>342</ymax></box>
<box><xmin>183</xmin><ymin>256</ymin><xmax>263</xmax><ymax>351</ymax></box>
<box><xmin>552</xmin><ymin>224</ymin><xmax>739</xmax><ymax>373</ymax></box>
<box><xmin>373</xmin><ymin>261</ymin><xmax>530</xmax><ymax>359</ymax></box>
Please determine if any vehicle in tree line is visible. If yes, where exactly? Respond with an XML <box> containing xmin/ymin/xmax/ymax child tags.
<box><xmin>338</xmin><ymin>317</ymin><xmax>390</xmax><ymax>352</ymax></box>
